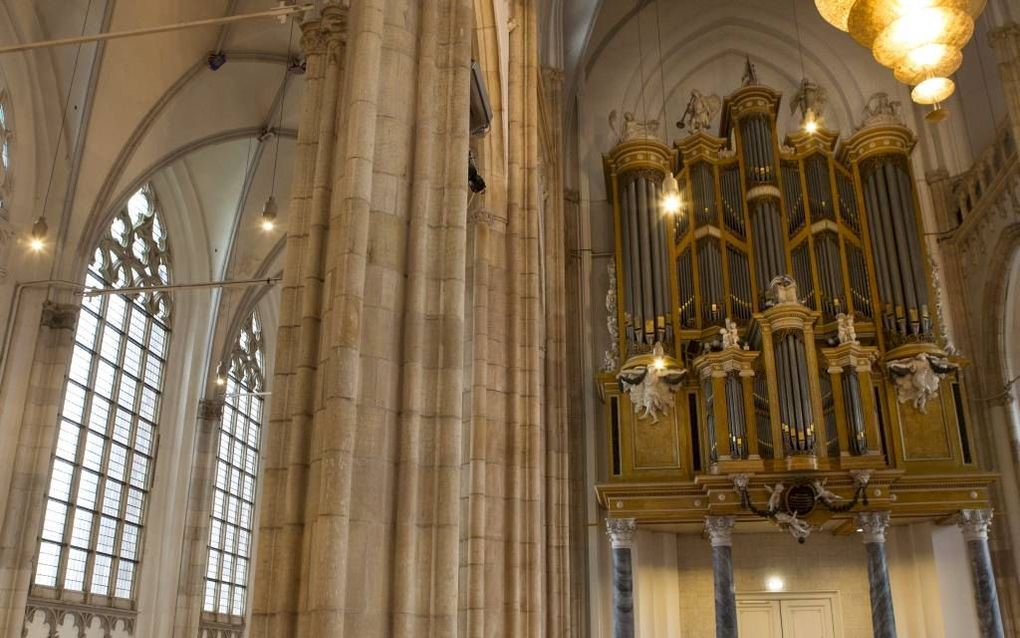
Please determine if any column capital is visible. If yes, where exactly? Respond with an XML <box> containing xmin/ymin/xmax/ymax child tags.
<box><xmin>300</xmin><ymin>5</ymin><xmax>347</xmax><ymax>55</ymax></box>
<box><xmin>40</xmin><ymin>300</ymin><xmax>79</xmax><ymax>330</ymax></box>
<box><xmin>989</xmin><ymin>23</ymin><xmax>1020</xmax><ymax>50</ymax></box>
<box><xmin>705</xmin><ymin>516</ymin><xmax>737</xmax><ymax>547</ymax></box>
<box><xmin>958</xmin><ymin>508</ymin><xmax>994</xmax><ymax>542</ymax></box>
<box><xmin>855</xmin><ymin>510</ymin><xmax>891</xmax><ymax>544</ymax></box>
<box><xmin>198</xmin><ymin>397</ymin><xmax>225</xmax><ymax>421</ymax></box>
<box><xmin>605</xmin><ymin>517</ymin><xmax>637</xmax><ymax>549</ymax></box>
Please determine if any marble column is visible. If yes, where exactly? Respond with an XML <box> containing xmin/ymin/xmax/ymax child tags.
<box><xmin>706</xmin><ymin>516</ymin><xmax>737</xmax><ymax>638</ymax></box>
<box><xmin>856</xmin><ymin>511</ymin><xmax>897</xmax><ymax>638</ymax></box>
<box><xmin>959</xmin><ymin>509</ymin><xmax>1006</xmax><ymax>638</ymax></box>
<box><xmin>606</xmin><ymin>518</ymin><xmax>637</xmax><ymax>638</ymax></box>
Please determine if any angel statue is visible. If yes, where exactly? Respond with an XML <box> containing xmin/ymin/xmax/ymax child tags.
<box><xmin>617</xmin><ymin>342</ymin><xmax>687</xmax><ymax>423</ymax></box>
<box><xmin>775</xmin><ymin>511</ymin><xmax>813</xmax><ymax>541</ymax></box>
<box><xmin>887</xmin><ymin>352</ymin><xmax>959</xmax><ymax>413</ymax></box>
<box><xmin>813</xmin><ymin>479</ymin><xmax>842</xmax><ymax>504</ymax></box>
<box><xmin>764</xmin><ymin>482</ymin><xmax>785</xmax><ymax>512</ymax></box>
<box><xmin>609</xmin><ymin>110</ymin><xmax>660</xmax><ymax>143</ymax></box>
<box><xmin>720</xmin><ymin>318</ymin><xmax>740</xmax><ymax>350</ymax></box>
<box><xmin>836</xmin><ymin>312</ymin><xmax>858</xmax><ymax>345</ymax></box>
<box><xmin>678</xmin><ymin>89</ymin><xmax>722</xmax><ymax>133</ymax></box>
<box><xmin>768</xmin><ymin>275</ymin><xmax>799</xmax><ymax>305</ymax></box>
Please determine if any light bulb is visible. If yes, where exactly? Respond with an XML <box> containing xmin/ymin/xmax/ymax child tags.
<box><xmin>661</xmin><ymin>172</ymin><xmax>682</xmax><ymax>215</ymax></box>
<box><xmin>804</xmin><ymin>118</ymin><xmax>819</xmax><ymax>134</ymax></box>
<box><xmin>29</xmin><ymin>216</ymin><xmax>48</xmax><ymax>252</ymax></box>
<box><xmin>653</xmin><ymin>357</ymin><xmax>666</xmax><ymax>371</ymax></box>
<box><xmin>215</xmin><ymin>362</ymin><xmax>227</xmax><ymax>386</ymax></box>
<box><xmin>261</xmin><ymin>195</ymin><xmax>278</xmax><ymax>231</ymax></box>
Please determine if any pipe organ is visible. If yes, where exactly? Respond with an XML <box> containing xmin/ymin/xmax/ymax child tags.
<box><xmin>597</xmin><ymin>78</ymin><xmax>993</xmax><ymax>530</ymax></box>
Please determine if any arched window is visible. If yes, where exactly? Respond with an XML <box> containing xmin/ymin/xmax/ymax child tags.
<box><xmin>0</xmin><ymin>91</ymin><xmax>12</xmax><ymax>213</ymax></box>
<box><xmin>203</xmin><ymin>312</ymin><xmax>265</xmax><ymax>618</ymax></box>
<box><xmin>33</xmin><ymin>185</ymin><xmax>171</xmax><ymax>600</ymax></box>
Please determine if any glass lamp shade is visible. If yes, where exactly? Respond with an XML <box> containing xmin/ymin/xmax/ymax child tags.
<box><xmin>847</xmin><ymin>0</ymin><xmax>981</xmax><ymax>49</ymax></box>
<box><xmin>912</xmin><ymin>76</ymin><xmax>956</xmax><ymax>104</ymax></box>
<box><xmin>892</xmin><ymin>44</ymin><xmax>963</xmax><ymax>84</ymax></box>
<box><xmin>814</xmin><ymin>0</ymin><xmax>855</xmax><ymax>31</ymax></box>
<box><xmin>871</xmin><ymin>8</ymin><xmax>973</xmax><ymax>70</ymax></box>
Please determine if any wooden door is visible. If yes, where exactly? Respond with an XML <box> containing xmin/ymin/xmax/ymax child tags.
<box><xmin>780</xmin><ymin>598</ymin><xmax>836</xmax><ymax>638</ymax></box>
<box><xmin>737</xmin><ymin>599</ymin><xmax>783</xmax><ymax>638</ymax></box>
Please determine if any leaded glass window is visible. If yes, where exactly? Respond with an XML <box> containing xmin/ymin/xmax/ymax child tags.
<box><xmin>203</xmin><ymin>312</ymin><xmax>265</xmax><ymax>617</ymax></box>
<box><xmin>33</xmin><ymin>185</ymin><xmax>171</xmax><ymax>600</ymax></box>
<box><xmin>0</xmin><ymin>93</ymin><xmax>12</xmax><ymax>213</ymax></box>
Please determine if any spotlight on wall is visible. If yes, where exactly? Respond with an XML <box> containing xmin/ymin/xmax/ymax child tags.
<box><xmin>765</xmin><ymin>576</ymin><xmax>785</xmax><ymax>592</ymax></box>
<box><xmin>468</xmin><ymin>151</ymin><xmax>486</xmax><ymax>194</ymax></box>
<box><xmin>207</xmin><ymin>51</ymin><xmax>227</xmax><ymax>71</ymax></box>
<box><xmin>29</xmin><ymin>216</ymin><xmax>48</xmax><ymax>252</ymax></box>
<box><xmin>261</xmin><ymin>195</ymin><xmax>278</xmax><ymax>231</ymax></box>
<box><xmin>215</xmin><ymin>361</ymin><xmax>227</xmax><ymax>386</ymax></box>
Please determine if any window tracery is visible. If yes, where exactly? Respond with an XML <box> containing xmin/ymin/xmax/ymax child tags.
<box><xmin>0</xmin><ymin>92</ymin><xmax>12</xmax><ymax>214</ymax></box>
<box><xmin>202</xmin><ymin>312</ymin><xmax>265</xmax><ymax>620</ymax></box>
<box><xmin>32</xmin><ymin>185</ymin><xmax>171</xmax><ymax>604</ymax></box>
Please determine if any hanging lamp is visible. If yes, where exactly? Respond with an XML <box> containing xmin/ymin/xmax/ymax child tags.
<box><xmin>814</xmin><ymin>0</ymin><xmax>986</xmax><ymax>105</ymax></box>
<box><xmin>653</xmin><ymin>0</ymin><xmax>683</xmax><ymax>215</ymax></box>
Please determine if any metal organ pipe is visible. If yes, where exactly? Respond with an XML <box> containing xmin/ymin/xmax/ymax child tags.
<box><xmin>647</xmin><ymin>179</ymin><xmax>666</xmax><ymax>340</ymax></box>
<box><xmin>636</xmin><ymin>177</ymin><xmax>655</xmax><ymax>341</ymax></box>
<box><xmin>625</xmin><ymin>180</ymin><xmax>642</xmax><ymax>342</ymax></box>
<box><xmin>726</xmin><ymin>375</ymin><xmax>746</xmax><ymax>457</ymax></box>
<box><xmin>882</xmin><ymin>163</ymin><xmax>920</xmax><ymax>333</ymax></box>
<box><xmin>864</xmin><ymin>173</ymin><xmax>895</xmax><ymax>331</ymax></box>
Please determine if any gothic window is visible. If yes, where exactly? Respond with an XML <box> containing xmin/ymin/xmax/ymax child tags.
<box><xmin>33</xmin><ymin>185</ymin><xmax>171</xmax><ymax>600</ymax></box>
<box><xmin>0</xmin><ymin>92</ymin><xmax>12</xmax><ymax>213</ymax></box>
<box><xmin>203</xmin><ymin>312</ymin><xmax>265</xmax><ymax>618</ymax></box>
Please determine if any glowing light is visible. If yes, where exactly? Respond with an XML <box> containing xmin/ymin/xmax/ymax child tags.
<box><xmin>653</xmin><ymin>357</ymin><xmax>666</xmax><ymax>371</ymax></box>
<box><xmin>260</xmin><ymin>195</ymin><xmax>278</xmax><ymax>232</ymax></box>
<box><xmin>215</xmin><ymin>362</ymin><xmax>227</xmax><ymax>387</ymax></box>
<box><xmin>765</xmin><ymin>576</ymin><xmax>785</xmax><ymax>592</ymax></box>
<box><xmin>661</xmin><ymin>172</ymin><xmax>682</xmax><ymax>215</ymax></box>
<box><xmin>816</xmin><ymin>0</ymin><xmax>981</xmax><ymax>106</ymax></box>
<box><xmin>912</xmin><ymin>77</ymin><xmax>955</xmax><ymax>105</ymax></box>
<box><xmin>804</xmin><ymin>117</ymin><xmax>819</xmax><ymax>135</ymax></box>
<box><xmin>29</xmin><ymin>237</ymin><xmax>45</xmax><ymax>252</ymax></box>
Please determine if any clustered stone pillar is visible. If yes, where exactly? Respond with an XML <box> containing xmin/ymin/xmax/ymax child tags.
<box><xmin>706</xmin><ymin>516</ymin><xmax>737</xmax><ymax>638</ymax></box>
<box><xmin>250</xmin><ymin>0</ymin><xmax>573</xmax><ymax>635</ymax></box>
<box><xmin>990</xmin><ymin>25</ymin><xmax>1020</xmax><ymax>153</ymax></box>
<box><xmin>605</xmin><ymin>518</ymin><xmax>637</xmax><ymax>638</ymax></box>
<box><xmin>959</xmin><ymin>509</ymin><xmax>1006</xmax><ymax>638</ymax></box>
<box><xmin>856</xmin><ymin>511</ymin><xmax>897</xmax><ymax>638</ymax></box>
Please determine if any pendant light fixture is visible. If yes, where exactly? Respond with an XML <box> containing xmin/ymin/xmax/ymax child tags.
<box><xmin>793</xmin><ymin>0</ymin><xmax>820</xmax><ymax>134</ymax></box>
<box><xmin>814</xmin><ymin>0</ymin><xmax>986</xmax><ymax>108</ymax></box>
<box><xmin>653</xmin><ymin>0</ymin><xmax>683</xmax><ymax>216</ymax></box>
<box><xmin>33</xmin><ymin>0</ymin><xmax>94</xmax><ymax>253</ymax></box>
<box><xmin>261</xmin><ymin>18</ymin><xmax>296</xmax><ymax>233</ymax></box>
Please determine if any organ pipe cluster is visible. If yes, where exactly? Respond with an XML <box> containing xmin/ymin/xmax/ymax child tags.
<box><xmin>603</xmin><ymin>77</ymin><xmax>960</xmax><ymax>475</ymax></box>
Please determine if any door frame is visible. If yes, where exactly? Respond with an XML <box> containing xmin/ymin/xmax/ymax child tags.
<box><xmin>736</xmin><ymin>591</ymin><xmax>844</xmax><ymax>638</ymax></box>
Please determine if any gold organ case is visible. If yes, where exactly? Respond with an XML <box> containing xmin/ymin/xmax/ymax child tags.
<box><xmin>596</xmin><ymin>80</ymin><xmax>994</xmax><ymax>532</ymax></box>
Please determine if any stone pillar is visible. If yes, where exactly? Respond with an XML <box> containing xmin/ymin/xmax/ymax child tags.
<box><xmin>856</xmin><ymin>511</ymin><xmax>897</xmax><ymax>638</ymax></box>
<box><xmin>706</xmin><ymin>516</ymin><xmax>737</xmax><ymax>638</ymax></box>
<box><xmin>172</xmin><ymin>397</ymin><xmax>225</xmax><ymax>635</ymax></box>
<box><xmin>990</xmin><ymin>25</ymin><xmax>1020</xmax><ymax>148</ymax></box>
<box><xmin>0</xmin><ymin>300</ymin><xmax>80</xmax><ymax>636</ymax></box>
<box><xmin>959</xmin><ymin>509</ymin><xmax>1006</xmax><ymax>638</ymax></box>
<box><xmin>605</xmin><ymin>518</ymin><xmax>637</xmax><ymax>638</ymax></box>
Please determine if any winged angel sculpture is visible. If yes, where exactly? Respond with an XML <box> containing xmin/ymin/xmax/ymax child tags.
<box><xmin>887</xmin><ymin>352</ymin><xmax>959</xmax><ymax>412</ymax></box>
